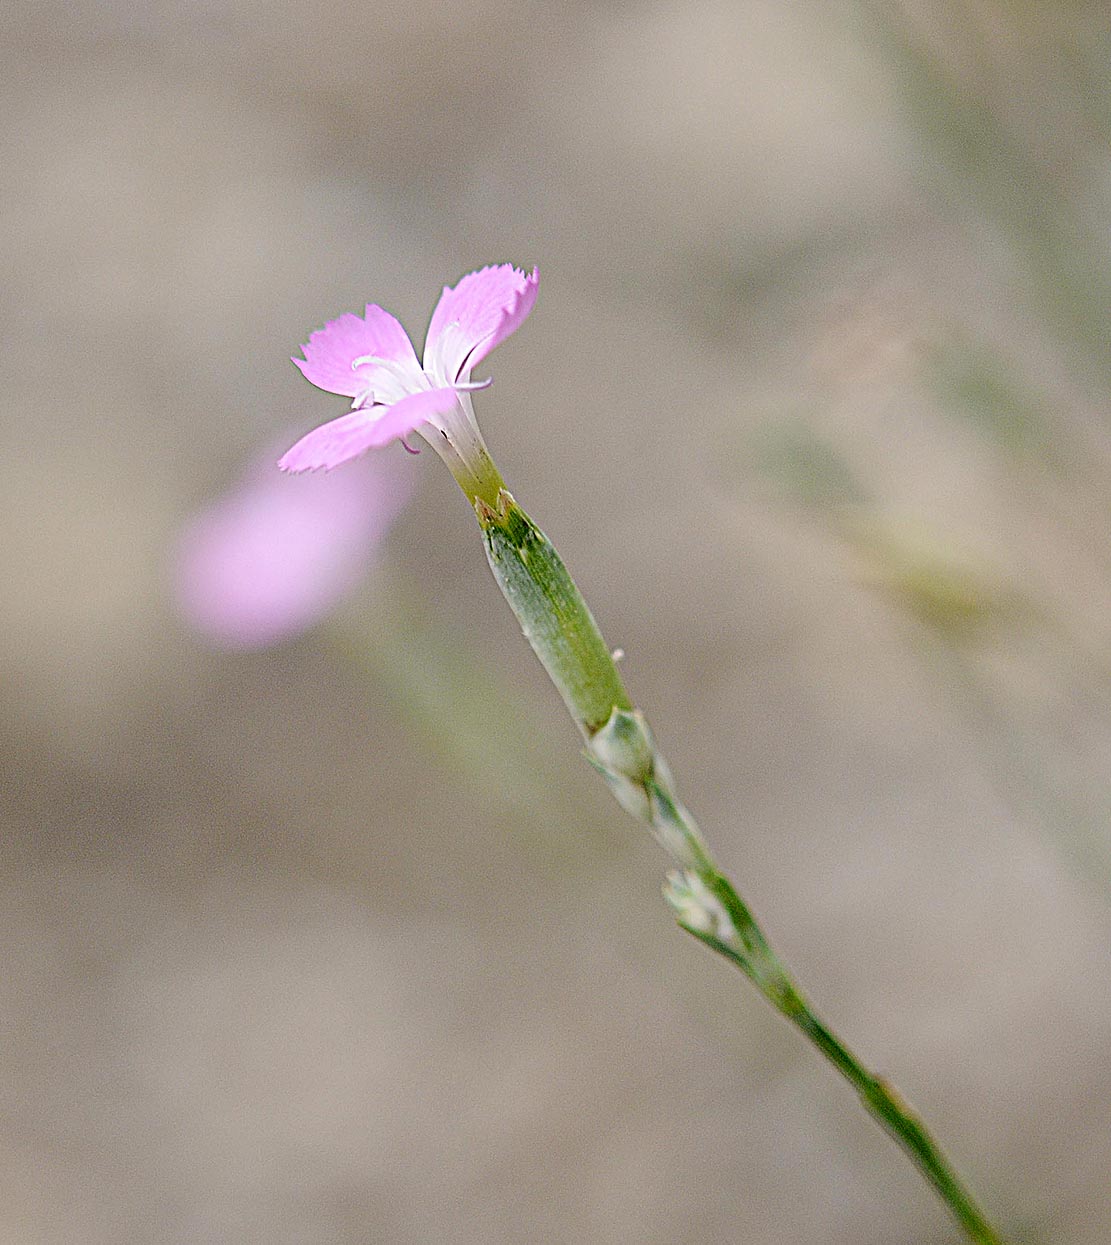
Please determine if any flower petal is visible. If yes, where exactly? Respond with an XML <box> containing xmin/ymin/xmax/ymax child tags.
<box><xmin>424</xmin><ymin>264</ymin><xmax>539</xmax><ymax>383</ymax></box>
<box><xmin>362</xmin><ymin>386</ymin><xmax>461</xmax><ymax>444</ymax></box>
<box><xmin>279</xmin><ymin>388</ymin><xmax>460</xmax><ymax>472</ymax></box>
<box><xmin>176</xmin><ymin>442</ymin><xmax>414</xmax><ymax>650</ymax></box>
<box><xmin>278</xmin><ymin>409</ymin><xmax>387</xmax><ymax>472</ymax></box>
<box><xmin>293</xmin><ymin>305</ymin><xmax>420</xmax><ymax>397</ymax></box>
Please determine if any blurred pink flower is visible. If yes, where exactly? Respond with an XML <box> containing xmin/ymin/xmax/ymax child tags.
<box><xmin>176</xmin><ymin>442</ymin><xmax>414</xmax><ymax>649</ymax></box>
<box><xmin>280</xmin><ymin>264</ymin><xmax>538</xmax><ymax>476</ymax></box>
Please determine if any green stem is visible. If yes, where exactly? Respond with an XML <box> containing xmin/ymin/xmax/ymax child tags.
<box><xmin>476</xmin><ymin>488</ymin><xmax>1007</xmax><ymax>1245</ymax></box>
<box><xmin>684</xmin><ymin>876</ymin><xmax>1003</xmax><ymax>1245</ymax></box>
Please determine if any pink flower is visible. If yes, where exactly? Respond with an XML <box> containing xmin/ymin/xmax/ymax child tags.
<box><xmin>279</xmin><ymin>264</ymin><xmax>538</xmax><ymax>487</ymax></box>
<box><xmin>176</xmin><ymin>440</ymin><xmax>414</xmax><ymax>649</ymax></box>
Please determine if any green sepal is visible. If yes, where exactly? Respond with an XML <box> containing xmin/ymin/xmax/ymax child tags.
<box><xmin>476</xmin><ymin>490</ymin><xmax>632</xmax><ymax>736</ymax></box>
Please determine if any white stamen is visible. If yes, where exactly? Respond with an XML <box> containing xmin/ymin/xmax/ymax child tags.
<box><xmin>350</xmin><ymin>353</ymin><xmax>420</xmax><ymax>388</ymax></box>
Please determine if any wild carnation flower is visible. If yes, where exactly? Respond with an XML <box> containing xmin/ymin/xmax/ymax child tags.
<box><xmin>280</xmin><ymin>264</ymin><xmax>538</xmax><ymax>503</ymax></box>
<box><xmin>176</xmin><ymin>440</ymin><xmax>414</xmax><ymax>649</ymax></box>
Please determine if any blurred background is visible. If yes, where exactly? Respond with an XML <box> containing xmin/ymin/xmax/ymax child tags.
<box><xmin>3</xmin><ymin>1</ymin><xmax>1111</xmax><ymax>1241</ymax></box>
